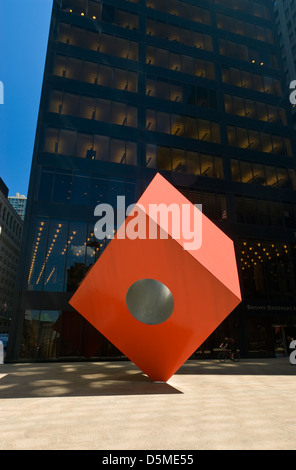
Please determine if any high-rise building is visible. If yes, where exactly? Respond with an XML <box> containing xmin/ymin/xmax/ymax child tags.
<box><xmin>8</xmin><ymin>193</ymin><xmax>27</xmax><ymax>221</ymax></box>
<box><xmin>7</xmin><ymin>0</ymin><xmax>296</xmax><ymax>361</ymax></box>
<box><xmin>0</xmin><ymin>178</ymin><xmax>23</xmax><ymax>343</ymax></box>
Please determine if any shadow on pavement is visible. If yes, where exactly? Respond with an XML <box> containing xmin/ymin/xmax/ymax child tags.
<box><xmin>176</xmin><ymin>357</ymin><xmax>296</xmax><ymax>376</ymax></box>
<box><xmin>1</xmin><ymin>358</ymin><xmax>295</xmax><ymax>399</ymax></box>
<box><xmin>0</xmin><ymin>361</ymin><xmax>182</xmax><ymax>399</ymax></box>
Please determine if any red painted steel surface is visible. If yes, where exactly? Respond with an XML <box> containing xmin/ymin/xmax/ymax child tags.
<box><xmin>69</xmin><ymin>173</ymin><xmax>241</xmax><ymax>381</ymax></box>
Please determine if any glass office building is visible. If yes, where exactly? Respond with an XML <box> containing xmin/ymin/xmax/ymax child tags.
<box><xmin>7</xmin><ymin>0</ymin><xmax>296</xmax><ymax>361</ymax></box>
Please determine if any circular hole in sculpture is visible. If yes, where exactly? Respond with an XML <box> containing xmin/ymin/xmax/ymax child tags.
<box><xmin>126</xmin><ymin>279</ymin><xmax>174</xmax><ymax>325</ymax></box>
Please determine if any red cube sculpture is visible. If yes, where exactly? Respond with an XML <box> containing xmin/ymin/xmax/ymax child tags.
<box><xmin>69</xmin><ymin>173</ymin><xmax>241</xmax><ymax>382</ymax></box>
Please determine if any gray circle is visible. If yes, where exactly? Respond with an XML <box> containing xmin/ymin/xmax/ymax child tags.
<box><xmin>126</xmin><ymin>279</ymin><xmax>174</xmax><ymax>325</ymax></box>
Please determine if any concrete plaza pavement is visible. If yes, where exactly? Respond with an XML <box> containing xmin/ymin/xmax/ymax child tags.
<box><xmin>0</xmin><ymin>357</ymin><xmax>295</xmax><ymax>450</ymax></box>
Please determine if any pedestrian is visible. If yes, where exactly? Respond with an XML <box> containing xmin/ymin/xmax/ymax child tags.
<box><xmin>220</xmin><ymin>336</ymin><xmax>237</xmax><ymax>360</ymax></box>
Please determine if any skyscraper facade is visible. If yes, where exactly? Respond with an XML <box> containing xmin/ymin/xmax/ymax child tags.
<box><xmin>7</xmin><ymin>0</ymin><xmax>296</xmax><ymax>361</ymax></box>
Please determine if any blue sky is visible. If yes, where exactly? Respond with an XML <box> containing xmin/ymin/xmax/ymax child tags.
<box><xmin>0</xmin><ymin>0</ymin><xmax>53</xmax><ymax>197</ymax></box>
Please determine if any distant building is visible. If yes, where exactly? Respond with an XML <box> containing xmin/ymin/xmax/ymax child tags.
<box><xmin>273</xmin><ymin>0</ymin><xmax>296</xmax><ymax>125</ymax></box>
<box><xmin>274</xmin><ymin>0</ymin><xmax>296</xmax><ymax>86</ymax></box>
<box><xmin>8</xmin><ymin>193</ymin><xmax>27</xmax><ymax>221</ymax></box>
<box><xmin>0</xmin><ymin>178</ymin><xmax>23</xmax><ymax>332</ymax></box>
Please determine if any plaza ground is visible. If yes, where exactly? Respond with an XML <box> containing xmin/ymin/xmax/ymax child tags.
<box><xmin>0</xmin><ymin>357</ymin><xmax>295</xmax><ymax>450</ymax></box>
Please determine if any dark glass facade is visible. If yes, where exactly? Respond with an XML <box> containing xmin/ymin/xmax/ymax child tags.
<box><xmin>7</xmin><ymin>0</ymin><xmax>296</xmax><ymax>361</ymax></box>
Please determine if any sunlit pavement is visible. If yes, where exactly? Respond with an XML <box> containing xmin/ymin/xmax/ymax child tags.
<box><xmin>0</xmin><ymin>357</ymin><xmax>295</xmax><ymax>450</ymax></box>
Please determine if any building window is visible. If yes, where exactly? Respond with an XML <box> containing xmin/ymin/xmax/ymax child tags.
<box><xmin>235</xmin><ymin>197</ymin><xmax>296</xmax><ymax>228</ymax></box>
<box><xmin>219</xmin><ymin>39</ymin><xmax>278</xmax><ymax>69</ymax></box>
<box><xmin>146</xmin><ymin>144</ymin><xmax>224</xmax><ymax>179</ymax></box>
<box><xmin>145</xmin><ymin>77</ymin><xmax>217</xmax><ymax>108</ymax></box>
<box><xmin>217</xmin><ymin>13</ymin><xmax>274</xmax><ymax>43</ymax></box>
<box><xmin>231</xmin><ymin>159</ymin><xmax>296</xmax><ymax>189</ymax></box>
<box><xmin>57</xmin><ymin>23</ymin><xmax>139</xmax><ymax>61</ymax></box>
<box><xmin>146</xmin><ymin>18</ymin><xmax>213</xmax><ymax>51</ymax></box>
<box><xmin>146</xmin><ymin>0</ymin><xmax>210</xmax><ymax>25</ymax></box>
<box><xmin>42</xmin><ymin>127</ymin><xmax>137</xmax><ymax>165</ymax></box>
<box><xmin>214</xmin><ymin>0</ymin><xmax>270</xmax><ymax>20</ymax></box>
<box><xmin>146</xmin><ymin>110</ymin><xmax>220</xmax><ymax>143</ymax></box>
<box><xmin>224</xmin><ymin>94</ymin><xmax>287</xmax><ymax>125</ymax></box>
<box><xmin>48</xmin><ymin>90</ymin><xmax>138</xmax><ymax>128</ymax></box>
<box><xmin>146</xmin><ymin>46</ymin><xmax>215</xmax><ymax>79</ymax></box>
<box><xmin>180</xmin><ymin>189</ymin><xmax>227</xmax><ymax>221</ymax></box>
<box><xmin>227</xmin><ymin>126</ymin><xmax>292</xmax><ymax>156</ymax></box>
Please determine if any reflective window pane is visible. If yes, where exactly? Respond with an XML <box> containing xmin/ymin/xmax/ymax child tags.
<box><xmin>71</xmin><ymin>174</ymin><xmax>90</xmax><ymax>205</ymax></box>
<box><xmin>52</xmin><ymin>172</ymin><xmax>72</xmax><ymax>203</ymax></box>
<box><xmin>43</xmin><ymin>220</ymin><xmax>68</xmax><ymax>292</ymax></box>
<box><xmin>65</xmin><ymin>222</ymin><xmax>87</xmax><ymax>292</ymax></box>
<box><xmin>27</xmin><ymin>219</ymin><xmax>49</xmax><ymax>291</ymax></box>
